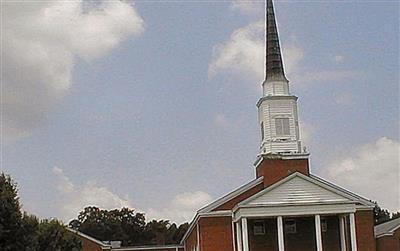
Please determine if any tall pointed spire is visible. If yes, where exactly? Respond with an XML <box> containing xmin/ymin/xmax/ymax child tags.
<box><xmin>257</xmin><ymin>0</ymin><xmax>305</xmax><ymax>157</ymax></box>
<box><xmin>265</xmin><ymin>0</ymin><xmax>287</xmax><ymax>82</ymax></box>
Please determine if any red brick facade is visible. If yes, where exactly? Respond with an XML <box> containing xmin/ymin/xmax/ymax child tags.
<box><xmin>199</xmin><ymin>216</ymin><xmax>234</xmax><ymax>251</ymax></box>
<box><xmin>256</xmin><ymin>157</ymin><xmax>309</xmax><ymax>187</ymax></box>
<box><xmin>76</xmin><ymin>158</ymin><xmax>377</xmax><ymax>251</ymax></box>
<box><xmin>80</xmin><ymin>237</ymin><xmax>106</xmax><ymax>251</ymax></box>
<box><xmin>376</xmin><ymin>228</ymin><xmax>400</xmax><ymax>251</ymax></box>
<box><xmin>185</xmin><ymin>222</ymin><xmax>198</xmax><ymax>251</ymax></box>
<box><xmin>355</xmin><ymin>210</ymin><xmax>377</xmax><ymax>251</ymax></box>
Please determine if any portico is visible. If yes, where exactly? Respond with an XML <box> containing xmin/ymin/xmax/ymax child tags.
<box><xmin>235</xmin><ymin>214</ymin><xmax>357</xmax><ymax>251</ymax></box>
<box><xmin>233</xmin><ymin>172</ymin><xmax>374</xmax><ymax>251</ymax></box>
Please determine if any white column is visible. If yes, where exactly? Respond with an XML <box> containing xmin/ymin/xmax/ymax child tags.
<box><xmin>241</xmin><ymin>218</ymin><xmax>249</xmax><ymax>251</ymax></box>
<box><xmin>349</xmin><ymin>213</ymin><xmax>358</xmax><ymax>251</ymax></box>
<box><xmin>236</xmin><ymin>222</ymin><xmax>243</xmax><ymax>251</ymax></box>
<box><xmin>339</xmin><ymin>216</ymin><xmax>347</xmax><ymax>251</ymax></box>
<box><xmin>315</xmin><ymin>215</ymin><xmax>323</xmax><ymax>251</ymax></box>
<box><xmin>277</xmin><ymin>216</ymin><xmax>285</xmax><ymax>251</ymax></box>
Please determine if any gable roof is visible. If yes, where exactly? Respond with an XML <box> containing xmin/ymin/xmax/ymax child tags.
<box><xmin>180</xmin><ymin>177</ymin><xmax>263</xmax><ymax>244</ymax></box>
<box><xmin>237</xmin><ymin>172</ymin><xmax>375</xmax><ymax>208</ymax></box>
<box><xmin>375</xmin><ymin>217</ymin><xmax>400</xmax><ymax>238</ymax></box>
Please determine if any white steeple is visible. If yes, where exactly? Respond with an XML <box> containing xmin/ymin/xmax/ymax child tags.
<box><xmin>257</xmin><ymin>0</ymin><xmax>305</xmax><ymax>156</ymax></box>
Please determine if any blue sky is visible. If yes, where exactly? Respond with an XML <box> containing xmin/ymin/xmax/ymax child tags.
<box><xmin>2</xmin><ymin>0</ymin><xmax>399</xmax><ymax>224</ymax></box>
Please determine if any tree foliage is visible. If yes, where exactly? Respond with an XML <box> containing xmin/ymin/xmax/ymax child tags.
<box><xmin>144</xmin><ymin>220</ymin><xmax>188</xmax><ymax>245</ymax></box>
<box><xmin>37</xmin><ymin>219</ymin><xmax>81</xmax><ymax>251</ymax></box>
<box><xmin>0</xmin><ymin>173</ymin><xmax>23</xmax><ymax>250</ymax></box>
<box><xmin>392</xmin><ymin>212</ymin><xmax>400</xmax><ymax>220</ymax></box>
<box><xmin>374</xmin><ymin>203</ymin><xmax>399</xmax><ymax>225</ymax></box>
<box><xmin>0</xmin><ymin>172</ymin><xmax>81</xmax><ymax>251</ymax></box>
<box><xmin>69</xmin><ymin>206</ymin><xmax>189</xmax><ymax>246</ymax></box>
<box><xmin>69</xmin><ymin>206</ymin><xmax>146</xmax><ymax>246</ymax></box>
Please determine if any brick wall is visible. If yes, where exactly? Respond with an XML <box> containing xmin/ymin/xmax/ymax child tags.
<box><xmin>355</xmin><ymin>210</ymin><xmax>376</xmax><ymax>251</ymax></box>
<box><xmin>255</xmin><ymin>158</ymin><xmax>309</xmax><ymax>187</ymax></box>
<box><xmin>376</xmin><ymin>228</ymin><xmax>400</xmax><ymax>251</ymax></box>
<box><xmin>199</xmin><ymin>216</ymin><xmax>234</xmax><ymax>251</ymax></box>
<box><xmin>185</xmin><ymin>223</ymin><xmax>198</xmax><ymax>251</ymax></box>
<box><xmin>214</xmin><ymin>183</ymin><xmax>264</xmax><ymax>211</ymax></box>
<box><xmin>77</xmin><ymin>236</ymin><xmax>107</xmax><ymax>251</ymax></box>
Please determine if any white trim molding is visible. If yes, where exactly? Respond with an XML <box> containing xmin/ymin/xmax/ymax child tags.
<box><xmin>234</xmin><ymin>203</ymin><xmax>357</xmax><ymax>222</ymax></box>
<box><xmin>235</xmin><ymin>172</ymin><xmax>374</xmax><ymax>211</ymax></box>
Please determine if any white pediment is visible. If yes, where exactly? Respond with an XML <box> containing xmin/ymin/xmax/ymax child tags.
<box><xmin>240</xmin><ymin>173</ymin><xmax>361</xmax><ymax>207</ymax></box>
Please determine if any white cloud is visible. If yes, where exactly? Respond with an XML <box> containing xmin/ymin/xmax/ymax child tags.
<box><xmin>147</xmin><ymin>191</ymin><xmax>213</xmax><ymax>224</ymax></box>
<box><xmin>326</xmin><ymin>137</ymin><xmax>400</xmax><ymax>212</ymax></box>
<box><xmin>52</xmin><ymin>167</ymin><xmax>132</xmax><ymax>222</ymax></box>
<box><xmin>2</xmin><ymin>0</ymin><xmax>144</xmax><ymax>144</ymax></box>
<box><xmin>208</xmin><ymin>20</ymin><xmax>361</xmax><ymax>91</ymax></box>
<box><xmin>208</xmin><ymin>21</ymin><xmax>265</xmax><ymax>82</ymax></box>
<box><xmin>208</xmin><ymin>21</ymin><xmax>304</xmax><ymax>86</ymax></box>
<box><xmin>52</xmin><ymin>168</ymin><xmax>212</xmax><ymax>224</ymax></box>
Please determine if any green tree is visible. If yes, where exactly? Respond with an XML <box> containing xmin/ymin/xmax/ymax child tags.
<box><xmin>0</xmin><ymin>172</ymin><xmax>81</xmax><ymax>251</ymax></box>
<box><xmin>0</xmin><ymin>173</ymin><xmax>23</xmax><ymax>250</ymax></box>
<box><xmin>70</xmin><ymin>206</ymin><xmax>189</xmax><ymax>246</ymax></box>
<box><xmin>172</xmin><ymin>222</ymin><xmax>189</xmax><ymax>244</ymax></box>
<box><xmin>374</xmin><ymin>203</ymin><xmax>391</xmax><ymax>225</ymax></box>
<box><xmin>392</xmin><ymin>212</ymin><xmax>400</xmax><ymax>220</ymax></box>
<box><xmin>19</xmin><ymin>213</ymin><xmax>40</xmax><ymax>250</ymax></box>
<box><xmin>144</xmin><ymin>220</ymin><xmax>170</xmax><ymax>245</ymax></box>
<box><xmin>37</xmin><ymin>219</ymin><xmax>81</xmax><ymax>251</ymax></box>
<box><xmin>145</xmin><ymin>221</ymin><xmax>189</xmax><ymax>245</ymax></box>
<box><xmin>70</xmin><ymin>206</ymin><xmax>146</xmax><ymax>246</ymax></box>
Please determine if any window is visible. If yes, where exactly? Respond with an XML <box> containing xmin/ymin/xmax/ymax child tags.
<box><xmin>275</xmin><ymin>118</ymin><xmax>290</xmax><ymax>136</ymax></box>
<box><xmin>284</xmin><ymin>219</ymin><xmax>297</xmax><ymax>234</ymax></box>
<box><xmin>261</xmin><ymin>122</ymin><xmax>265</xmax><ymax>140</ymax></box>
<box><xmin>253</xmin><ymin>221</ymin><xmax>266</xmax><ymax>235</ymax></box>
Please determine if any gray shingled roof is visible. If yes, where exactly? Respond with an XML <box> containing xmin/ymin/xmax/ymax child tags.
<box><xmin>374</xmin><ymin>218</ymin><xmax>400</xmax><ymax>237</ymax></box>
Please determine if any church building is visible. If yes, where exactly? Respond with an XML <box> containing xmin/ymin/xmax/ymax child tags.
<box><xmin>179</xmin><ymin>0</ymin><xmax>377</xmax><ymax>250</ymax></box>
<box><xmin>72</xmin><ymin>1</ymin><xmax>380</xmax><ymax>250</ymax></box>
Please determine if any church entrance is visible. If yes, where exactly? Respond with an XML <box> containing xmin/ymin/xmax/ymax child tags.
<box><xmin>246</xmin><ymin>216</ymin><xmax>342</xmax><ymax>251</ymax></box>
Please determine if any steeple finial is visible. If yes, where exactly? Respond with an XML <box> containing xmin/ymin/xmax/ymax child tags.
<box><xmin>265</xmin><ymin>0</ymin><xmax>287</xmax><ymax>82</ymax></box>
